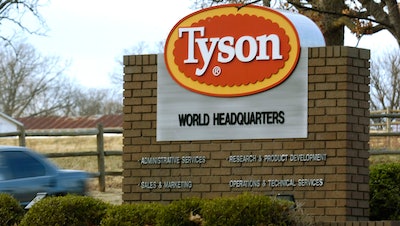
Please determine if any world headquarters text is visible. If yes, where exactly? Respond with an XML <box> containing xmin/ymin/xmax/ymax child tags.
<box><xmin>178</xmin><ymin>111</ymin><xmax>285</xmax><ymax>127</ymax></box>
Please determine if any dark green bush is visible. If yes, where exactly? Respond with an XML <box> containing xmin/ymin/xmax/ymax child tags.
<box><xmin>370</xmin><ymin>163</ymin><xmax>400</xmax><ymax>220</ymax></box>
<box><xmin>157</xmin><ymin>197</ymin><xmax>204</xmax><ymax>226</ymax></box>
<box><xmin>101</xmin><ymin>194</ymin><xmax>302</xmax><ymax>226</ymax></box>
<box><xmin>16</xmin><ymin>193</ymin><xmax>303</xmax><ymax>225</ymax></box>
<box><xmin>200</xmin><ymin>193</ymin><xmax>296</xmax><ymax>226</ymax></box>
<box><xmin>0</xmin><ymin>193</ymin><xmax>24</xmax><ymax>226</ymax></box>
<box><xmin>101</xmin><ymin>203</ymin><xmax>163</xmax><ymax>226</ymax></box>
<box><xmin>20</xmin><ymin>195</ymin><xmax>110</xmax><ymax>226</ymax></box>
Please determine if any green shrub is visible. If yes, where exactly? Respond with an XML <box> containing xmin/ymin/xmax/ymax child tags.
<box><xmin>0</xmin><ymin>193</ymin><xmax>24</xmax><ymax>226</ymax></box>
<box><xmin>17</xmin><ymin>193</ymin><xmax>303</xmax><ymax>225</ymax></box>
<box><xmin>101</xmin><ymin>203</ymin><xmax>163</xmax><ymax>226</ymax></box>
<box><xmin>157</xmin><ymin>197</ymin><xmax>204</xmax><ymax>226</ymax></box>
<box><xmin>370</xmin><ymin>163</ymin><xmax>400</xmax><ymax>220</ymax></box>
<box><xmin>20</xmin><ymin>195</ymin><xmax>110</xmax><ymax>226</ymax></box>
<box><xmin>200</xmin><ymin>193</ymin><xmax>296</xmax><ymax>226</ymax></box>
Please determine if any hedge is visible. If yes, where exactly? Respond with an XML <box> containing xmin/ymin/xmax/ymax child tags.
<box><xmin>0</xmin><ymin>193</ymin><xmax>25</xmax><ymax>226</ymax></box>
<box><xmin>19</xmin><ymin>194</ymin><xmax>110</xmax><ymax>226</ymax></box>
<box><xmin>101</xmin><ymin>202</ymin><xmax>163</xmax><ymax>226</ymax></box>
<box><xmin>370</xmin><ymin>163</ymin><xmax>400</xmax><ymax>220</ymax></box>
<box><xmin>100</xmin><ymin>193</ymin><xmax>299</xmax><ymax>226</ymax></box>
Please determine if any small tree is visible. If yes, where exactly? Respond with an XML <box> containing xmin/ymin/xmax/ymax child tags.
<box><xmin>370</xmin><ymin>49</ymin><xmax>400</xmax><ymax>111</ymax></box>
<box><xmin>369</xmin><ymin>49</ymin><xmax>400</xmax><ymax>132</ymax></box>
<box><xmin>65</xmin><ymin>88</ymin><xmax>122</xmax><ymax>116</ymax></box>
<box><xmin>0</xmin><ymin>41</ymin><xmax>73</xmax><ymax>117</ymax></box>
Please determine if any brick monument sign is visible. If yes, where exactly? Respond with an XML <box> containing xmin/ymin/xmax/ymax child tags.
<box><xmin>122</xmin><ymin>4</ymin><xmax>371</xmax><ymax>223</ymax></box>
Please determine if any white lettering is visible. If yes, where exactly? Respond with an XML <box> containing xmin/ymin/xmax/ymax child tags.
<box><xmin>140</xmin><ymin>156</ymin><xmax>180</xmax><ymax>165</ymax></box>
<box><xmin>263</xmin><ymin>154</ymin><xmax>288</xmax><ymax>162</ymax></box>
<box><xmin>297</xmin><ymin>178</ymin><xmax>324</xmax><ymax>187</ymax></box>
<box><xmin>163</xmin><ymin>181</ymin><xmax>193</xmax><ymax>189</ymax></box>
<box><xmin>256</xmin><ymin>34</ymin><xmax>283</xmax><ymax>60</ymax></box>
<box><xmin>229</xmin><ymin>180</ymin><xmax>261</xmax><ymax>188</ymax></box>
<box><xmin>217</xmin><ymin>36</ymin><xmax>235</xmax><ymax>63</ymax></box>
<box><xmin>179</xmin><ymin>27</ymin><xmax>204</xmax><ymax>63</ymax></box>
<box><xmin>267</xmin><ymin>179</ymin><xmax>296</xmax><ymax>187</ymax></box>
<box><xmin>290</xmin><ymin>154</ymin><xmax>327</xmax><ymax>162</ymax></box>
<box><xmin>140</xmin><ymin>181</ymin><xmax>157</xmax><ymax>189</ymax></box>
<box><xmin>228</xmin><ymin>155</ymin><xmax>257</xmax><ymax>163</ymax></box>
<box><xmin>181</xmin><ymin>156</ymin><xmax>206</xmax><ymax>164</ymax></box>
<box><xmin>235</xmin><ymin>36</ymin><xmax>258</xmax><ymax>62</ymax></box>
<box><xmin>177</xmin><ymin>26</ymin><xmax>283</xmax><ymax>76</ymax></box>
<box><xmin>195</xmin><ymin>37</ymin><xmax>219</xmax><ymax>76</ymax></box>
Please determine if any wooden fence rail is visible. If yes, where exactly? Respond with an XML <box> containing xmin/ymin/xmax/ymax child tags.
<box><xmin>369</xmin><ymin>150</ymin><xmax>400</xmax><ymax>155</ymax></box>
<box><xmin>43</xmin><ymin>150</ymin><xmax>123</xmax><ymax>186</ymax></box>
<box><xmin>1</xmin><ymin>111</ymin><xmax>399</xmax><ymax>192</ymax></box>
<box><xmin>0</xmin><ymin>124</ymin><xmax>123</xmax><ymax>192</ymax></box>
<box><xmin>370</xmin><ymin>109</ymin><xmax>400</xmax><ymax>135</ymax></box>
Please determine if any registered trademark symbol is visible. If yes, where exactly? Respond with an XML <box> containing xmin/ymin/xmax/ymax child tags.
<box><xmin>212</xmin><ymin>66</ymin><xmax>221</xmax><ymax>76</ymax></box>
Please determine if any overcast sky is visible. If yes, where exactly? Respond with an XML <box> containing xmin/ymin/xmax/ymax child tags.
<box><xmin>28</xmin><ymin>0</ymin><xmax>193</xmax><ymax>88</ymax></box>
<box><xmin>27</xmin><ymin>1</ymin><xmax>398</xmax><ymax>88</ymax></box>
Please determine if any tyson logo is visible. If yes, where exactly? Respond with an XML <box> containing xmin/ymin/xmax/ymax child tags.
<box><xmin>164</xmin><ymin>4</ymin><xmax>300</xmax><ymax>97</ymax></box>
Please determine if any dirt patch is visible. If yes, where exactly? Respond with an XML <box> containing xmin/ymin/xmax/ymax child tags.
<box><xmin>89</xmin><ymin>188</ymin><xmax>123</xmax><ymax>205</ymax></box>
<box><xmin>87</xmin><ymin>177</ymin><xmax>123</xmax><ymax>205</ymax></box>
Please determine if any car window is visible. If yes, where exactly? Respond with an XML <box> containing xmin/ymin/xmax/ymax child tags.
<box><xmin>0</xmin><ymin>153</ymin><xmax>12</xmax><ymax>180</ymax></box>
<box><xmin>1</xmin><ymin>151</ymin><xmax>46</xmax><ymax>180</ymax></box>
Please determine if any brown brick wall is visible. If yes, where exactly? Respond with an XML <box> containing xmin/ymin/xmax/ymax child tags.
<box><xmin>122</xmin><ymin>46</ymin><xmax>370</xmax><ymax>222</ymax></box>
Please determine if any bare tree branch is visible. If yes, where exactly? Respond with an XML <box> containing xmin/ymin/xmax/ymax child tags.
<box><xmin>236</xmin><ymin>0</ymin><xmax>261</xmax><ymax>10</ymax></box>
<box><xmin>370</xmin><ymin>49</ymin><xmax>400</xmax><ymax>111</ymax></box>
<box><xmin>287</xmin><ymin>0</ymin><xmax>393</xmax><ymax>29</ymax></box>
<box><xmin>0</xmin><ymin>0</ymin><xmax>48</xmax><ymax>44</ymax></box>
<box><xmin>0</xmin><ymin>41</ymin><xmax>72</xmax><ymax>117</ymax></box>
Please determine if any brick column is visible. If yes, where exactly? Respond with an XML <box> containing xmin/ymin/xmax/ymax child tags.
<box><xmin>308</xmin><ymin>47</ymin><xmax>370</xmax><ymax>221</ymax></box>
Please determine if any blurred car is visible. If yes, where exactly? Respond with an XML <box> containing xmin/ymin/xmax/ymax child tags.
<box><xmin>0</xmin><ymin>145</ymin><xmax>89</xmax><ymax>207</ymax></box>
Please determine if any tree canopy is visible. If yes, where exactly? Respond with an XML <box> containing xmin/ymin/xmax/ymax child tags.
<box><xmin>0</xmin><ymin>0</ymin><xmax>47</xmax><ymax>44</ymax></box>
<box><xmin>0</xmin><ymin>1</ymin><xmax>123</xmax><ymax>117</ymax></box>
<box><xmin>0</xmin><ymin>41</ymin><xmax>72</xmax><ymax>117</ymax></box>
<box><xmin>192</xmin><ymin>0</ymin><xmax>400</xmax><ymax>46</ymax></box>
<box><xmin>370</xmin><ymin>49</ymin><xmax>400</xmax><ymax>111</ymax></box>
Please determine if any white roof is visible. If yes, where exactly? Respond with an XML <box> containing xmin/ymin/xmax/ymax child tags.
<box><xmin>0</xmin><ymin>112</ymin><xmax>23</xmax><ymax>134</ymax></box>
<box><xmin>277</xmin><ymin>9</ymin><xmax>326</xmax><ymax>47</ymax></box>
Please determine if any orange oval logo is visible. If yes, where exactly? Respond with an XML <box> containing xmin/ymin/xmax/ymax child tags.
<box><xmin>164</xmin><ymin>4</ymin><xmax>300</xmax><ymax>97</ymax></box>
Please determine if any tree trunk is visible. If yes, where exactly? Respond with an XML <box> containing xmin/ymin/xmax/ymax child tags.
<box><xmin>318</xmin><ymin>0</ymin><xmax>345</xmax><ymax>45</ymax></box>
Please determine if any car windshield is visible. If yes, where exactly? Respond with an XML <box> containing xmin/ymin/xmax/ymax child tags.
<box><xmin>0</xmin><ymin>150</ymin><xmax>57</xmax><ymax>181</ymax></box>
